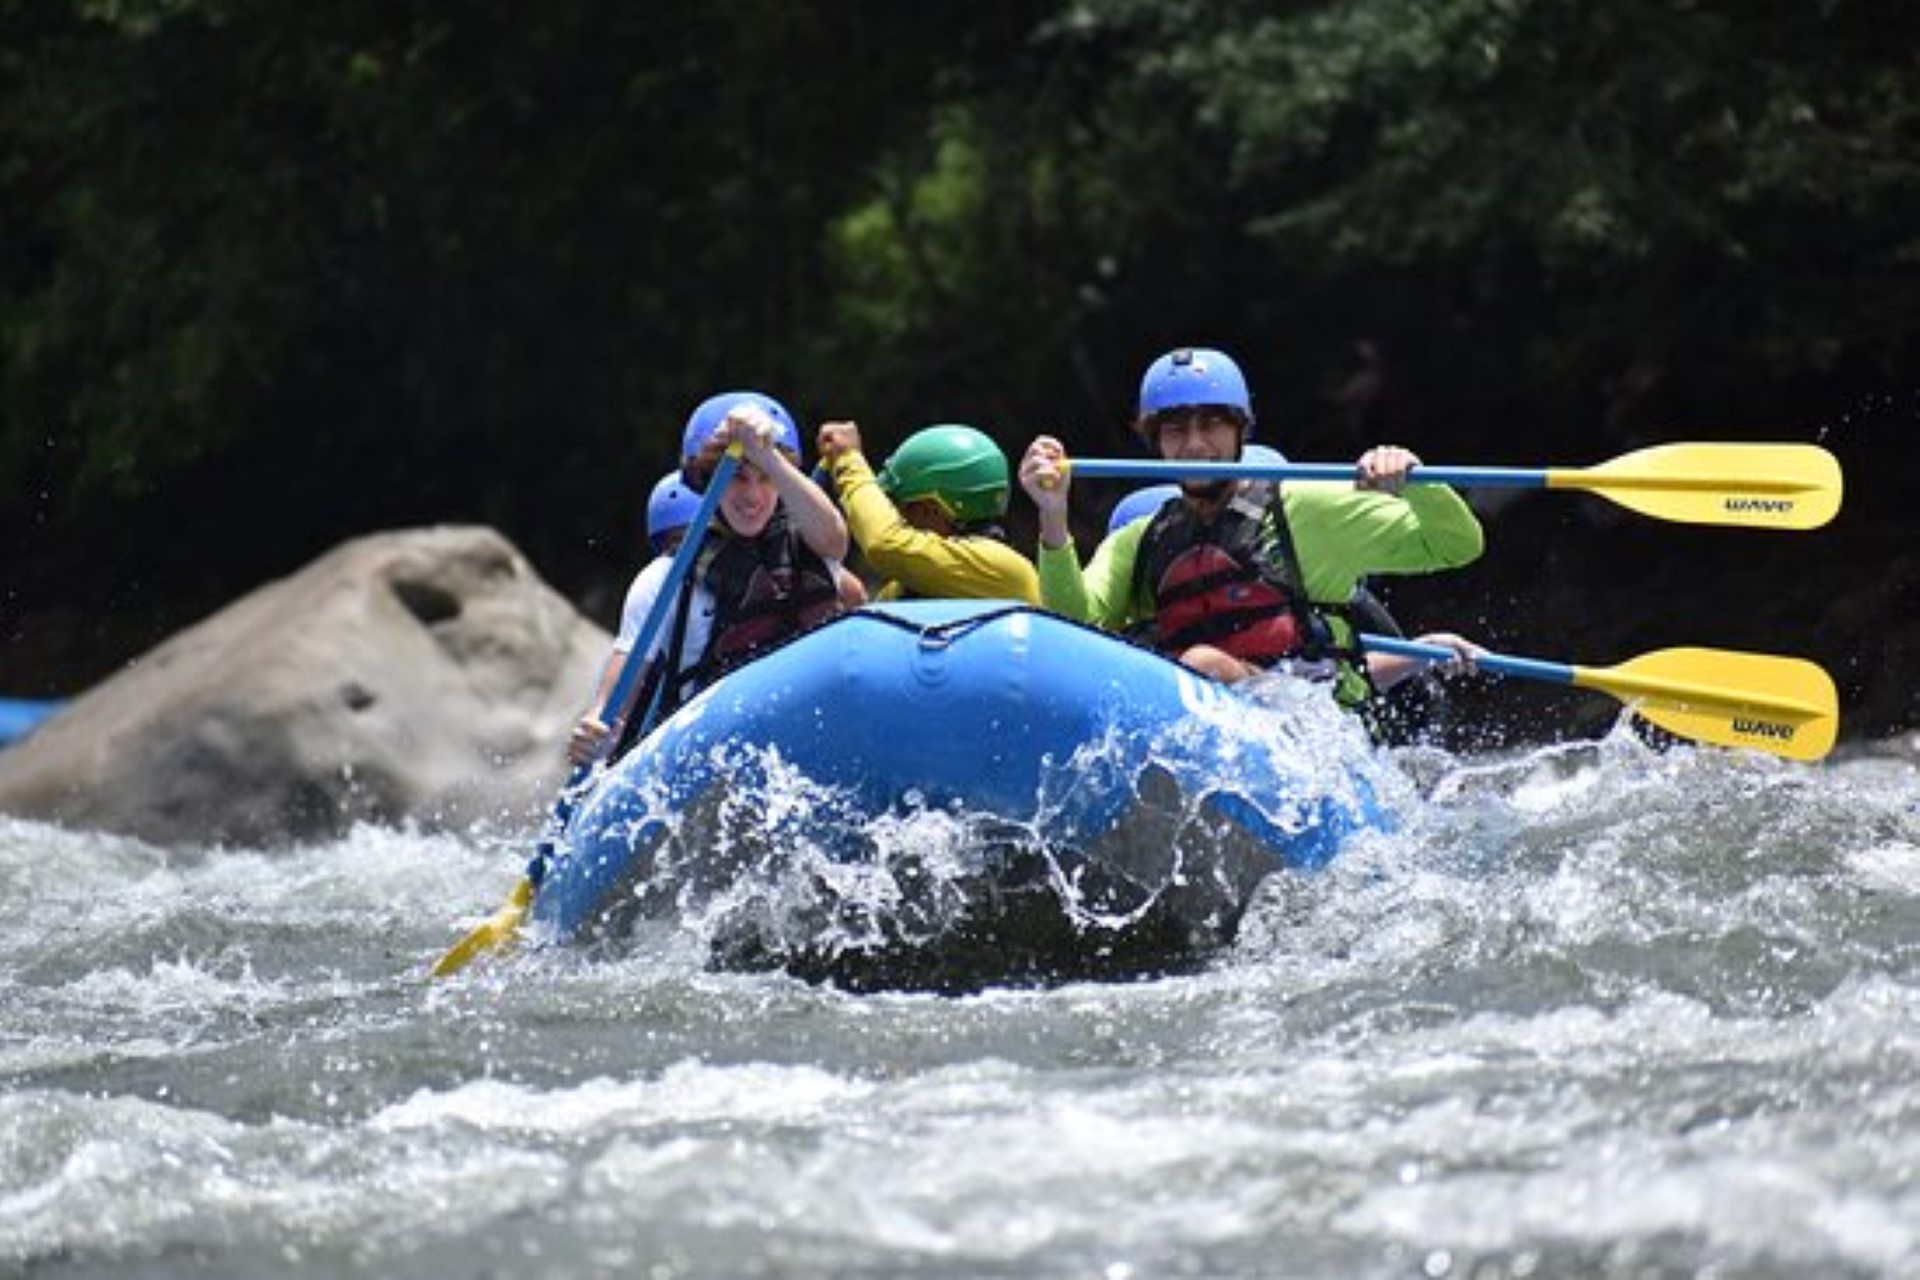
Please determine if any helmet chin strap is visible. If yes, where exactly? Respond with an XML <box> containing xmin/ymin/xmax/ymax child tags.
<box><xmin>1174</xmin><ymin>428</ymin><xmax>1247</xmax><ymax>503</ymax></box>
<box><xmin>1180</xmin><ymin>478</ymin><xmax>1234</xmax><ymax>505</ymax></box>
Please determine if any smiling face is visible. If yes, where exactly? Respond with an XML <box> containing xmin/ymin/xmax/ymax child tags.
<box><xmin>1151</xmin><ymin>408</ymin><xmax>1245</xmax><ymax>502</ymax></box>
<box><xmin>1156</xmin><ymin>411</ymin><xmax>1242</xmax><ymax>460</ymax></box>
<box><xmin>719</xmin><ymin>463</ymin><xmax>779</xmax><ymax>537</ymax></box>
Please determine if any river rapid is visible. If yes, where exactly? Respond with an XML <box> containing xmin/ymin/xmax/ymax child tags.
<box><xmin>3</xmin><ymin>723</ymin><xmax>1917</xmax><ymax>1279</ymax></box>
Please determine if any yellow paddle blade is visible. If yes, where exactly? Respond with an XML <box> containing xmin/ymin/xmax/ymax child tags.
<box><xmin>1548</xmin><ymin>443</ymin><xmax>1842</xmax><ymax>530</ymax></box>
<box><xmin>1572</xmin><ymin>647</ymin><xmax>1839</xmax><ymax>762</ymax></box>
<box><xmin>430</xmin><ymin>876</ymin><xmax>534</xmax><ymax>979</ymax></box>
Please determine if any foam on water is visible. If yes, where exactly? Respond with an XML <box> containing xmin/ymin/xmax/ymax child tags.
<box><xmin>2</xmin><ymin>724</ymin><xmax>1917</xmax><ymax>1277</ymax></box>
<box><xmin>535</xmin><ymin>676</ymin><xmax>1402</xmax><ymax>988</ymax></box>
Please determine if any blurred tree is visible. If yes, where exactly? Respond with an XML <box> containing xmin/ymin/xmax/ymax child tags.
<box><xmin>1015</xmin><ymin>0</ymin><xmax>1920</xmax><ymax>446</ymax></box>
<box><xmin>1</xmin><ymin>0</ymin><xmax>1046</xmax><ymax>608</ymax></box>
<box><xmin>2</xmin><ymin>0</ymin><xmax>1914</xmax><ymax>717</ymax></box>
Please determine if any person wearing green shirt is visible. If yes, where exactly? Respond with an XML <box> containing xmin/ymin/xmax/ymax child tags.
<box><xmin>817</xmin><ymin>421</ymin><xmax>1040</xmax><ymax>604</ymax></box>
<box><xmin>1018</xmin><ymin>346</ymin><xmax>1484</xmax><ymax>704</ymax></box>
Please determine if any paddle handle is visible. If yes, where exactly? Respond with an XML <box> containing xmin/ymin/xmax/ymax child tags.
<box><xmin>1066</xmin><ymin>459</ymin><xmax>1542</xmax><ymax>488</ymax></box>
<box><xmin>1359</xmin><ymin>633</ymin><xmax>1572</xmax><ymax>687</ymax></box>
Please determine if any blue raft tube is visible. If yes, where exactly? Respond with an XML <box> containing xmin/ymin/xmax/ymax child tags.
<box><xmin>531</xmin><ymin>600</ymin><xmax>1391</xmax><ymax>989</ymax></box>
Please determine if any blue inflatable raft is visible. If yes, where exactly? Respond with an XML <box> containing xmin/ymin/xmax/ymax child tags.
<box><xmin>533</xmin><ymin>599</ymin><xmax>1389</xmax><ymax>988</ymax></box>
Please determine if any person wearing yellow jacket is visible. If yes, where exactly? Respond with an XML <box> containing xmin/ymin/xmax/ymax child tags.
<box><xmin>817</xmin><ymin>421</ymin><xmax>1040</xmax><ymax>604</ymax></box>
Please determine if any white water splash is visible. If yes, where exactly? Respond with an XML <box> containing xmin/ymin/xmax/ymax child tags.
<box><xmin>2</xmin><ymin>732</ymin><xmax>1916</xmax><ymax>1277</ymax></box>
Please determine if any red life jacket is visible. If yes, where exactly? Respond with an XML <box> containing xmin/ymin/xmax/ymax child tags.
<box><xmin>1132</xmin><ymin>484</ymin><xmax>1314</xmax><ymax>666</ymax></box>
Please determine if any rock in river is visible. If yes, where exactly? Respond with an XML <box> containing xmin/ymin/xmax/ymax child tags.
<box><xmin>0</xmin><ymin>526</ymin><xmax>607</xmax><ymax>846</ymax></box>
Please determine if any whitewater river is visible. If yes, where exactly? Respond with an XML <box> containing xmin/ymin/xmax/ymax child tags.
<box><xmin>3</xmin><ymin>724</ymin><xmax>1916</xmax><ymax>1279</ymax></box>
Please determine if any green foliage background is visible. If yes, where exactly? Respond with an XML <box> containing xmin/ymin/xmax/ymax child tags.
<box><xmin>4</xmin><ymin>0</ymin><xmax>1916</xmax><ymax>731</ymax></box>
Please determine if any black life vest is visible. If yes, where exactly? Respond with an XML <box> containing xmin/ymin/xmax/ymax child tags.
<box><xmin>615</xmin><ymin>511</ymin><xmax>842</xmax><ymax>752</ymax></box>
<box><xmin>697</xmin><ymin>513</ymin><xmax>842</xmax><ymax>674</ymax></box>
<box><xmin>1133</xmin><ymin>483</ymin><xmax>1325</xmax><ymax>667</ymax></box>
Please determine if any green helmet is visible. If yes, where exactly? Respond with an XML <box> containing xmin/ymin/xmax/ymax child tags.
<box><xmin>877</xmin><ymin>424</ymin><xmax>1010</xmax><ymax>523</ymax></box>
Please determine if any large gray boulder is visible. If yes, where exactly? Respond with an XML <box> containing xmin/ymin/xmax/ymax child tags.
<box><xmin>0</xmin><ymin>526</ymin><xmax>610</xmax><ymax>846</ymax></box>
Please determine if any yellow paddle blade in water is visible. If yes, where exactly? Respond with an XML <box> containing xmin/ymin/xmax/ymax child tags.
<box><xmin>427</xmin><ymin>444</ymin><xmax>749</xmax><ymax>982</ymax></box>
<box><xmin>1548</xmin><ymin>443</ymin><xmax>1843</xmax><ymax>531</ymax></box>
<box><xmin>430</xmin><ymin>876</ymin><xmax>533</xmax><ymax>979</ymax></box>
<box><xmin>1573</xmin><ymin>647</ymin><xmax>1840</xmax><ymax>762</ymax></box>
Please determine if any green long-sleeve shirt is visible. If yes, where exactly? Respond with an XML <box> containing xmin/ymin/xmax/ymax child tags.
<box><xmin>1039</xmin><ymin>480</ymin><xmax>1483</xmax><ymax>629</ymax></box>
<box><xmin>829</xmin><ymin>451</ymin><xmax>1041</xmax><ymax>603</ymax></box>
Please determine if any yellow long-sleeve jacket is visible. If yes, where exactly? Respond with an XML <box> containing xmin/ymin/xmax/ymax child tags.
<box><xmin>827</xmin><ymin>451</ymin><xmax>1040</xmax><ymax>603</ymax></box>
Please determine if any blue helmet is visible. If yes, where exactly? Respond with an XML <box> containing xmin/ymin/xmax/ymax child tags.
<box><xmin>645</xmin><ymin>470</ymin><xmax>701</xmax><ymax>555</ymax></box>
<box><xmin>1107</xmin><ymin>483</ymin><xmax>1182</xmax><ymax>534</ymax></box>
<box><xmin>680</xmin><ymin>390</ymin><xmax>802</xmax><ymax>463</ymax></box>
<box><xmin>1137</xmin><ymin>347</ymin><xmax>1254</xmax><ymax>422</ymax></box>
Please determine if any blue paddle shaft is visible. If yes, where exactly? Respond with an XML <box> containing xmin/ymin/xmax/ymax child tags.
<box><xmin>1359</xmin><ymin>633</ymin><xmax>1574</xmax><ymax>688</ymax></box>
<box><xmin>532</xmin><ymin>449</ymin><xmax>740</xmax><ymax>880</ymax></box>
<box><xmin>1068</xmin><ymin>459</ymin><xmax>1550</xmax><ymax>489</ymax></box>
<box><xmin>602</xmin><ymin>449</ymin><xmax>738</xmax><ymax>727</ymax></box>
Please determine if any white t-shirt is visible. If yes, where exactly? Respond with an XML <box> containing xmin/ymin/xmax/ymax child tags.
<box><xmin>613</xmin><ymin>556</ymin><xmax>716</xmax><ymax>678</ymax></box>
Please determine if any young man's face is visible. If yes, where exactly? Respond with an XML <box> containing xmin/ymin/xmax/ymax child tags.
<box><xmin>1154</xmin><ymin>410</ymin><xmax>1244</xmax><ymax>499</ymax></box>
<box><xmin>719</xmin><ymin>465</ymin><xmax>779</xmax><ymax>537</ymax></box>
<box><xmin>1155</xmin><ymin>411</ymin><xmax>1243</xmax><ymax>460</ymax></box>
